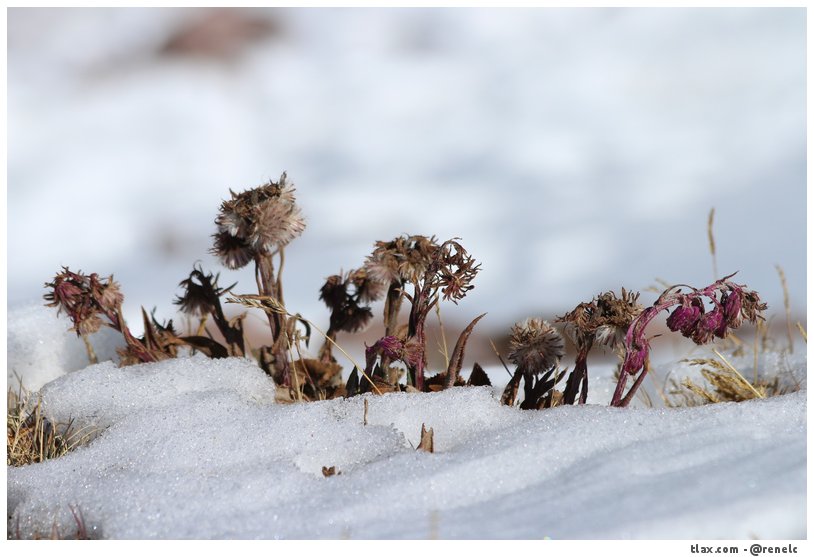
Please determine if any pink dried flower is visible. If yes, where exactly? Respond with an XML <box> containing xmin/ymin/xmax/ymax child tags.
<box><xmin>368</xmin><ymin>336</ymin><xmax>404</xmax><ymax>362</ymax></box>
<box><xmin>665</xmin><ymin>300</ymin><xmax>702</xmax><ymax>336</ymax></box>
<box><xmin>722</xmin><ymin>292</ymin><xmax>742</xmax><ymax>328</ymax></box>
<box><xmin>611</xmin><ymin>273</ymin><xmax>767</xmax><ymax>407</ymax></box>
<box><xmin>692</xmin><ymin>309</ymin><xmax>726</xmax><ymax>344</ymax></box>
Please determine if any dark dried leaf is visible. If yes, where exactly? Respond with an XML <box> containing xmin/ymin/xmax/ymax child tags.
<box><xmin>500</xmin><ymin>370</ymin><xmax>523</xmax><ymax>406</ymax></box>
<box><xmin>467</xmin><ymin>362</ymin><xmax>492</xmax><ymax>387</ymax></box>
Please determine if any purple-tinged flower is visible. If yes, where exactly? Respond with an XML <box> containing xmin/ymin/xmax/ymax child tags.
<box><xmin>722</xmin><ymin>290</ymin><xmax>743</xmax><ymax>329</ymax></box>
<box><xmin>366</xmin><ymin>336</ymin><xmax>404</xmax><ymax>362</ymax></box>
<box><xmin>691</xmin><ymin>310</ymin><xmax>725</xmax><ymax>344</ymax></box>
<box><xmin>666</xmin><ymin>300</ymin><xmax>702</xmax><ymax>336</ymax></box>
<box><xmin>622</xmin><ymin>343</ymin><xmax>649</xmax><ymax>374</ymax></box>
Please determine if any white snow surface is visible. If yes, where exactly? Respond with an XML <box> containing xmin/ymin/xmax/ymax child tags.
<box><xmin>7</xmin><ymin>327</ymin><xmax>807</xmax><ymax>539</ymax></box>
<box><xmin>7</xmin><ymin>304</ymin><xmax>125</xmax><ymax>392</ymax></box>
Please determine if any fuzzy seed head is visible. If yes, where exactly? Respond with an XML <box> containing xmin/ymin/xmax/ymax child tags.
<box><xmin>212</xmin><ymin>173</ymin><xmax>305</xmax><ymax>267</ymax></box>
<box><xmin>508</xmin><ymin>318</ymin><xmax>565</xmax><ymax>375</ymax></box>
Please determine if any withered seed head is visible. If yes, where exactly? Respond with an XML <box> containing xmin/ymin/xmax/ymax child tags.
<box><xmin>212</xmin><ymin>173</ymin><xmax>306</xmax><ymax>268</ymax></box>
<box><xmin>558</xmin><ymin>289</ymin><xmax>642</xmax><ymax>350</ymax></box>
<box><xmin>508</xmin><ymin>318</ymin><xmax>565</xmax><ymax>375</ymax></box>
<box><xmin>364</xmin><ymin>234</ymin><xmax>439</xmax><ymax>286</ymax></box>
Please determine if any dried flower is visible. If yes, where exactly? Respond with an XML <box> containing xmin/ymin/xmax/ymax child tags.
<box><xmin>175</xmin><ymin>266</ymin><xmax>234</xmax><ymax>316</ymax></box>
<box><xmin>666</xmin><ymin>300</ymin><xmax>702</xmax><ymax>336</ymax></box>
<box><xmin>366</xmin><ymin>336</ymin><xmax>404</xmax><ymax>363</ymax></box>
<box><xmin>612</xmin><ymin>273</ymin><xmax>767</xmax><ymax>407</ymax></box>
<box><xmin>211</xmin><ymin>231</ymin><xmax>254</xmax><ymax>270</ymax></box>
<box><xmin>44</xmin><ymin>268</ymin><xmax>123</xmax><ymax>336</ymax></box>
<box><xmin>364</xmin><ymin>234</ymin><xmax>439</xmax><ymax>286</ymax></box>
<box><xmin>556</xmin><ymin>288</ymin><xmax>642</xmax><ymax>405</ymax></box>
<box><xmin>508</xmin><ymin>318</ymin><xmax>564</xmax><ymax>375</ymax></box>
<box><xmin>348</xmin><ymin>268</ymin><xmax>386</xmax><ymax>304</ymax></box>
<box><xmin>211</xmin><ymin>173</ymin><xmax>305</xmax><ymax>268</ymax></box>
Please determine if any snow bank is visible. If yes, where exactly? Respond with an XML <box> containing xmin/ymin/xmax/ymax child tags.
<box><xmin>7</xmin><ymin>303</ymin><xmax>125</xmax><ymax>392</ymax></box>
<box><xmin>7</xmin><ymin>356</ymin><xmax>806</xmax><ymax>539</ymax></box>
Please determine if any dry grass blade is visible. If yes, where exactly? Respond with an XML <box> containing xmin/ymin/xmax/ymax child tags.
<box><xmin>711</xmin><ymin>349</ymin><xmax>764</xmax><ymax>399</ymax></box>
<box><xmin>669</xmin><ymin>350</ymin><xmax>797</xmax><ymax>407</ymax></box>
<box><xmin>435</xmin><ymin>304</ymin><xmax>450</xmax><ymax>370</ymax></box>
<box><xmin>796</xmin><ymin>322</ymin><xmax>807</xmax><ymax>343</ymax></box>
<box><xmin>708</xmin><ymin>207</ymin><xmax>718</xmax><ymax>281</ymax></box>
<box><xmin>7</xmin><ymin>387</ymin><xmax>96</xmax><ymax>466</ymax></box>
<box><xmin>489</xmin><ymin>338</ymin><xmax>514</xmax><ymax>379</ymax></box>
<box><xmin>776</xmin><ymin>264</ymin><xmax>794</xmax><ymax>353</ymax></box>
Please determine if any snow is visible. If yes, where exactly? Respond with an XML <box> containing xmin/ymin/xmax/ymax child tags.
<box><xmin>5</xmin><ymin>306</ymin><xmax>807</xmax><ymax>540</ymax></box>
<box><xmin>7</xmin><ymin>304</ymin><xmax>124</xmax><ymax>392</ymax></box>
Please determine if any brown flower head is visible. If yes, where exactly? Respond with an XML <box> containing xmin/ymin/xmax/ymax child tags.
<box><xmin>44</xmin><ymin>268</ymin><xmax>123</xmax><ymax>336</ymax></box>
<box><xmin>212</xmin><ymin>231</ymin><xmax>254</xmax><ymax>270</ymax></box>
<box><xmin>558</xmin><ymin>289</ymin><xmax>642</xmax><ymax>350</ymax></box>
<box><xmin>364</xmin><ymin>234</ymin><xmax>439</xmax><ymax>286</ymax></box>
<box><xmin>508</xmin><ymin>318</ymin><xmax>565</xmax><ymax>375</ymax></box>
<box><xmin>348</xmin><ymin>267</ymin><xmax>386</xmax><ymax>304</ymax></box>
<box><xmin>212</xmin><ymin>173</ymin><xmax>305</xmax><ymax>268</ymax></box>
<box><xmin>319</xmin><ymin>268</ymin><xmax>378</xmax><ymax>334</ymax></box>
<box><xmin>436</xmin><ymin>239</ymin><xmax>480</xmax><ymax>303</ymax></box>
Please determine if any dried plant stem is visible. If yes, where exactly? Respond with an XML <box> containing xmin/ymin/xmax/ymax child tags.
<box><xmin>255</xmin><ymin>252</ymin><xmax>283</xmax><ymax>340</ymax></box>
<box><xmin>195</xmin><ymin>314</ymin><xmax>209</xmax><ymax>337</ymax></box>
<box><xmin>753</xmin><ymin>323</ymin><xmax>760</xmax><ymax>385</ymax></box>
<box><xmin>712</xmin><ymin>349</ymin><xmax>764</xmax><ymax>399</ymax></box>
<box><xmin>796</xmin><ymin>322</ymin><xmax>807</xmax><ymax>343</ymax></box>
<box><xmin>708</xmin><ymin>207</ymin><xmax>718</xmax><ymax>281</ymax></box>
<box><xmin>383</xmin><ymin>282</ymin><xmax>403</xmax><ymax>337</ymax></box>
<box><xmin>435</xmin><ymin>304</ymin><xmax>450</xmax><ymax>370</ymax></box>
<box><xmin>775</xmin><ymin>265</ymin><xmax>794</xmax><ymax>353</ymax></box>
<box><xmin>80</xmin><ymin>335</ymin><xmax>98</xmax><ymax>365</ymax></box>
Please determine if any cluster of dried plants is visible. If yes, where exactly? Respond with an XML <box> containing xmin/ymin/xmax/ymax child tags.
<box><xmin>43</xmin><ymin>174</ymin><xmax>773</xmax><ymax>411</ymax></box>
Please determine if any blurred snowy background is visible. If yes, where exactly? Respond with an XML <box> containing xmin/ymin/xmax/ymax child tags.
<box><xmin>8</xmin><ymin>7</ymin><xmax>806</xmax><ymax>343</ymax></box>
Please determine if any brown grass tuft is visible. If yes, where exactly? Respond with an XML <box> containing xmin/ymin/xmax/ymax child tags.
<box><xmin>7</xmin><ymin>385</ymin><xmax>94</xmax><ymax>467</ymax></box>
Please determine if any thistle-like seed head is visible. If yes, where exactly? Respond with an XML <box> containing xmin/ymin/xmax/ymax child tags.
<box><xmin>211</xmin><ymin>173</ymin><xmax>305</xmax><ymax>268</ymax></box>
<box><xmin>508</xmin><ymin>318</ymin><xmax>565</xmax><ymax>375</ymax></box>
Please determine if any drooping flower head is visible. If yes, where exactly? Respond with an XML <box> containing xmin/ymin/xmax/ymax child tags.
<box><xmin>508</xmin><ymin>318</ymin><xmax>565</xmax><ymax>375</ymax></box>
<box><xmin>212</xmin><ymin>173</ymin><xmax>306</xmax><ymax>268</ymax></box>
